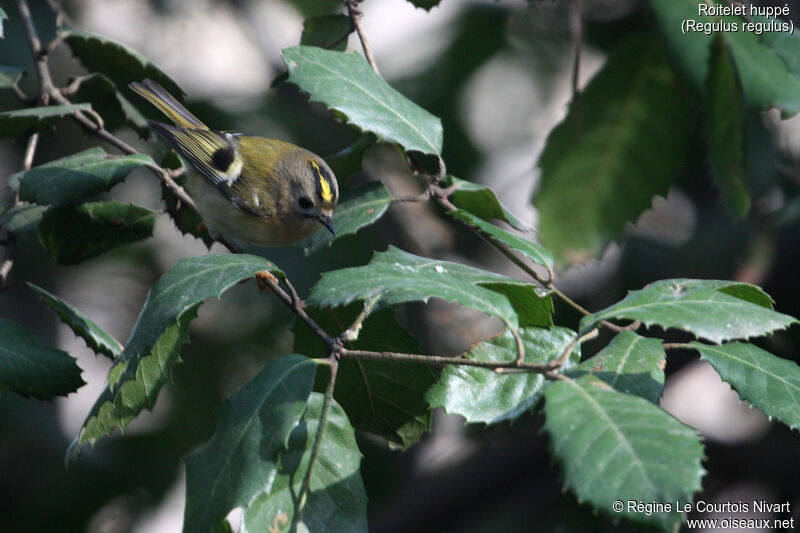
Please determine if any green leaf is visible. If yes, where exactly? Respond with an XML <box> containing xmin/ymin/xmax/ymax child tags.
<box><xmin>649</xmin><ymin>0</ymin><xmax>800</xmax><ymax>115</ymax></box>
<box><xmin>0</xmin><ymin>66</ymin><xmax>24</xmax><ymax>88</ymax></box>
<box><xmin>184</xmin><ymin>354</ymin><xmax>317</xmax><ymax>533</ymax></box>
<box><xmin>67</xmin><ymin>254</ymin><xmax>280</xmax><ymax>460</ymax></box>
<box><xmin>0</xmin><ymin>104</ymin><xmax>93</xmax><ymax>137</ymax></box>
<box><xmin>309</xmin><ymin>246</ymin><xmax>554</xmax><ymax>329</ymax></box>
<box><xmin>325</xmin><ymin>134</ymin><xmax>375</xmax><ymax>185</ymax></box>
<box><xmin>755</xmin><ymin>15</ymin><xmax>800</xmax><ymax>76</ymax></box>
<box><xmin>293</xmin><ymin>306</ymin><xmax>434</xmax><ymax>449</ymax></box>
<box><xmin>71</xmin><ymin>74</ymin><xmax>150</xmax><ymax>136</ymax></box>
<box><xmin>543</xmin><ymin>375</ymin><xmax>704</xmax><ymax>530</ymax></box>
<box><xmin>692</xmin><ymin>342</ymin><xmax>800</xmax><ymax>431</ymax></box>
<box><xmin>448</xmin><ymin>208</ymin><xmax>553</xmax><ymax>268</ymax></box>
<box><xmin>442</xmin><ymin>175</ymin><xmax>531</xmax><ymax>232</ymax></box>
<box><xmin>534</xmin><ymin>33</ymin><xmax>689</xmax><ymax>264</ymax></box>
<box><xmin>427</xmin><ymin>327</ymin><xmax>578</xmax><ymax>424</ymax></box>
<box><xmin>283</xmin><ymin>46</ymin><xmax>443</xmax><ymax>155</ymax></box>
<box><xmin>666</xmin><ymin>279</ymin><xmax>775</xmax><ymax>309</ymax></box>
<box><xmin>26</xmin><ymin>282</ymin><xmax>122</xmax><ymax>359</ymax></box>
<box><xmin>16</xmin><ymin>148</ymin><xmax>154</xmax><ymax>205</ymax></box>
<box><xmin>581</xmin><ymin>279</ymin><xmax>797</xmax><ymax>344</ymax></box>
<box><xmin>706</xmin><ymin>35</ymin><xmax>749</xmax><ymax>216</ymax></box>
<box><xmin>570</xmin><ymin>331</ymin><xmax>665</xmax><ymax>403</ymax></box>
<box><xmin>298</xmin><ymin>181</ymin><xmax>392</xmax><ymax>254</ymax></box>
<box><xmin>0</xmin><ymin>203</ymin><xmax>47</xmax><ymax>233</ymax></box>
<box><xmin>38</xmin><ymin>201</ymin><xmax>157</xmax><ymax>265</ymax></box>
<box><xmin>63</xmin><ymin>30</ymin><xmax>184</xmax><ymax>100</ymax></box>
<box><xmin>301</xmin><ymin>14</ymin><xmax>352</xmax><ymax>51</ymax></box>
<box><xmin>241</xmin><ymin>393</ymin><xmax>368</xmax><ymax>533</ymax></box>
<box><xmin>406</xmin><ymin>0</ymin><xmax>441</xmax><ymax>10</ymax></box>
<box><xmin>0</xmin><ymin>318</ymin><xmax>85</xmax><ymax>399</ymax></box>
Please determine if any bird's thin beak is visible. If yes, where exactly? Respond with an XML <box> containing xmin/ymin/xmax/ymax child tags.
<box><xmin>318</xmin><ymin>214</ymin><xmax>335</xmax><ymax>236</ymax></box>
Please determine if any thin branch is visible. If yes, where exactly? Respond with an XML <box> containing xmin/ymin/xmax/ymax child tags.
<box><xmin>551</xmin><ymin>328</ymin><xmax>598</xmax><ymax>368</ymax></box>
<box><xmin>22</xmin><ymin>133</ymin><xmax>39</xmax><ymax>172</ymax></box>
<box><xmin>338</xmin><ymin>347</ymin><xmax>554</xmax><ymax>373</ymax></box>
<box><xmin>339</xmin><ymin>295</ymin><xmax>380</xmax><ymax>343</ymax></box>
<box><xmin>297</xmin><ymin>354</ymin><xmax>338</xmax><ymax>521</ymax></box>
<box><xmin>662</xmin><ymin>342</ymin><xmax>693</xmax><ymax>351</ymax></box>
<box><xmin>511</xmin><ymin>327</ymin><xmax>526</xmax><ymax>365</ymax></box>
<box><xmin>346</xmin><ymin>0</ymin><xmax>380</xmax><ymax>75</ymax></box>
<box><xmin>569</xmin><ymin>0</ymin><xmax>583</xmax><ymax>101</ymax></box>
<box><xmin>18</xmin><ymin>0</ymin><xmax>54</xmax><ymax>105</ymax></box>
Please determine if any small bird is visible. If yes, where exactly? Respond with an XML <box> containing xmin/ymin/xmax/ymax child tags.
<box><xmin>130</xmin><ymin>79</ymin><xmax>338</xmax><ymax>246</ymax></box>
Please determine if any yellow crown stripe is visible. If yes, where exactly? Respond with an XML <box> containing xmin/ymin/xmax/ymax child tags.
<box><xmin>311</xmin><ymin>160</ymin><xmax>334</xmax><ymax>203</ymax></box>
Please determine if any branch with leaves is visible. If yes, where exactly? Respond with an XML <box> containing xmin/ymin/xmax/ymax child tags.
<box><xmin>2</xmin><ymin>1</ymin><xmax>800</xmax><ymax>532</ymax></box>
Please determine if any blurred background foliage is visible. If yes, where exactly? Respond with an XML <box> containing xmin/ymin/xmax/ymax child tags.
<box><xmin>1</xmin><ymin>0</ymin><xmax>800</xmax><ymax>531</ymax></box>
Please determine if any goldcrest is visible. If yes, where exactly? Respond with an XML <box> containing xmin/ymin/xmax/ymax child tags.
<box><xmin>130</xmin><ymin>79</ymin><xmax>338</xmax><ymax>246</ymax></box>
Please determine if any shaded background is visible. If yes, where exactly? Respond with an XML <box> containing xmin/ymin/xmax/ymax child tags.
<box><xmin>1</xmin><ymin>0</ymin><xmax>799</xmax><ymax>531</ymax></box>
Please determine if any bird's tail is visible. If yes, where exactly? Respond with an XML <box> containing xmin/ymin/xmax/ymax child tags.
<box><xmin>130</xmin><ymin>79</ymin><xmax>207</xmax><ymax>129</ymax></box>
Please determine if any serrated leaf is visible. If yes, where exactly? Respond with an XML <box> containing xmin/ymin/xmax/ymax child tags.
<box><xmin>660</xmin><ymin>279</ymin><xmax>774</xmax><ymax>309</ymax></box>
<box><xmin>293</xmin><ymin>306</ymin><xmax>434</xmax><ymax>448</ymax></box>
<box><xmin>0</xmin><ymin>66</ymin><xmax>24</xmax><ymax>88</ymax></box>
<box><xmin>67</xmin><ymin>254</ymin><xmax>280</xmax><ymax>460</ymax></box>
<box><xmin>325</xmin><ymin>134</ymin><xmax>375</xmax><ymax>186</ymax></box>
<box><xmin>534</xmin><ymin>33</ymin><xmax>689</xmax><ymax>264</ymax></box>
<box><xmin>693</xmin><ymin>342</ymin><xmax>800</xmax><ymax>431</ymax></box>
<box><xmin>16</xmin><ymin>148</ymin><xmax>154</xmax><ymax>205</ymax></box>
<box><xmin>649</xmin><ymin>0</ymin><xmax>800</xmax><ymax>115</ymax></box>
<box><xmin>406</xmin><ymin>0</ymin><xmax>441</xmax><ymax>10</ymax></box>
<box><xmin>706</xmin><ymin>35</ymin><xmax>749</xmax><ymax>216</ymax></box>
<box><xmin>448</xmin><ymin>208</ymin><xmax>553</xmax><ymax>268</ymax></box>
<box><xmin>442</xmin><ymin>175</ymin><xmax>530</xmax><ymax>232</ymax></box>
<box><xmin>71</xmin><ymin>73</ymin><xmax>150</xmax><ymax>136</ymax></box>
<box><xmin>184</xmin><ymin>354</ymin><xmax>317</xmax><ymax>533</ymax></box>
<box><xmin>570</xmin><ymin>331</ymin><xmax>665</xmax><ymax>403</ymax></box>
<box><xmin>301</xmin><ymin>14</ymin><xmax>352</xmax><ymax>51</ymax></box>
<box><xmin>283</xmin><ymin>46</ymin><xmax>442</xmax><ymax>155</ymax></box>
<box><xmin>0</xmin><ymin>203</ymin><xmax>47</xmax><ymax>233</ymax></box>
<box><xmin>241</xmin><ymin>393</ymin><xmax>367</xmax><ymax>533</ymax></box>
<box><xmin>543</xmin><ymin>375</ymin><xmax>703</xmax><ymax>531</ymax></box>
<box><xmin>38</xmin><ymin>201</ymin><xmax>157</xmax><ymax>265</ymax></box>
<box><xmin>580</xmin><ymin>279</ymin><xmax>797</xmax><ymax>344</ymax></box>
<box><xmin>427</xmin><ymin>327</ymin><xmax>578</xmax><ymax>424</ymax></box>
<box><xmin>0</xmin><ymin>104</ymin><xmax>93</xmax><ymax>137</ymax></box>
<box><xmin>0</xmin><ymin>318</ymin><xmax>85</xmax><ymax>399</ymax></box>
<box><xmin>63</xmin><ymin>30</ymin><xmax>183</xmax><ymax>100</ymax></box>
<box><xmin>26</xmin><ymin>282</ymin><xmax>122</xmax><ymax>359</ymax></box>
<box><xmin>309</xmin><ymin>246</ymin><xmax>554</xmax><ymax>329</ymax></box>
<box><xmin>298</xmin><ymin>181</ymin><xmax>392</xmax><ymax>253</ymax></box>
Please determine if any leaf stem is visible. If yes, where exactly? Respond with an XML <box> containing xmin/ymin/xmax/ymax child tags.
<box><xmin>346</xmin><ymin>0</ymin><xmax>380</xmax><ymax>75</ymax></box>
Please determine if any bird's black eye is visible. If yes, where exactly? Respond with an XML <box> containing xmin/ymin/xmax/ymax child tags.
<box><xmin>298</xmin><ymin>196</ymin><xmax>313</xmax><ymax>209</ymax></box>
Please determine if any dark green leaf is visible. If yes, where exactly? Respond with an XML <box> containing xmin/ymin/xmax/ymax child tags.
<box><xmin>283</xmin><ymin>46</ymin><xmax>443</xmax><ymax>155</ymax></box>
<box><xmin>298</xmin><ymin>181</ymin><xmax>392</xmax><ymax>253</ymax></box>
<box><xmin>543</xmin><ymin>375</ymin><xmax>703</xmax><ymax>530</ymax></box>
<box><xmin>406</xmin><ymin>0</ymin><xmax>441</xmax><ymax>10</ymax></box>
<box><xmin>706</xmin><ymin>35</ymin><xmax>749</xmax><ymax>216</ymax></box>
<box><xmin>38</xmin><ymin>201</ymin><xmax>157</xmax><ymax>264</ymax></box>
<box><xmin>64</xmin><ymin>30</ymin><xmax>184</xmax><ymax>100</ymax></box>
<box><xmin>0</xmin><ymin>203</ymin><xmax>47</xmax><ymax>233</ymax></box>
<box><xmin>581</xmin><ymin>279</ymin><xmax>797</xmax><ymax>344</ymax></box>
<box><xmin>324</xmin><ymin>134</ymin><xmax>375</xmax><ymax>185</ymax></box>
<box><xmin>427</xmin><ymin>327</ymin><xmax>578</xmax><ymax>424</ymax></box>
<box><xmin>0</xmin><ymin>66</ymin><xmax>24</xmax><ymax>88</ymax></box>
<box><xmin>443</xmin><ymin>175</ymin><xmax>530</xmax><ymax>231</ymax></box>
<box><xmin>664</xmin><ymin>279</ymin><xmax>774</xmax><ymax>309</ymax></box>
<box><xmin>0</xmin><ymin>318</ymin><xmax>85</xmax><ymax>399</ymax></box>
<box><xmin>71</xmin><ymin>74</ymin><xmax>150</xmax><ymax>136</ymax></box>
<box><xmin>309</xmin><ymin>246</ymin><xmax>553</xmax><ymax>329</ymax></box>
<box><xmin>755</xmin><ymin>15</ymin><xmax>800</xmax><ymax>76</ymax></box>
<box><xmin>448</xmin><ymin>208</ymin><xmax>553</xmax><ymax>268</ymax></box>
<box><xmin>67</xmin><ymin>254</ymin><xmax>281</xmax><ymax>460</ymax></box>
<box><xmin>693</xmin><ymin>342</ymin><xmax>800</xmax><ymax>431</ymax></box>
<box><xmin>649</xmin><ymin>0</ymin><xmax>800</xmax><ymax>115</ymax></box>
<box><xmin>184</xmin><ymin>354</ymin><xmax>317</xmax><ymax>533</ymax></box>
<box><xmin>0</xmin><ymin>104</ymin><xmax>92</xmax><ymax>137</ymax></box>
<box><xmin>17</xmin><ymin>148</ymin><xmax>154</xmax><ymax>205</ymax></box>
<box><xmin>301</xmin><ymin>14</ymin><xmax>352</xmax><ymax>51</ymax></box>
<box><xmin>26</xmin><ymin>282</ymin><xmax>122</xmax><ymax>359</ymax></box>
<box><xmin>241</xmin><ymin>393</ymin><xmax>368</xmax><ymax>533</ymax></box>
<box><xmin>534</xmin><ymin>33</ymin><xmax>688</xmax><ymax>264</ymax></box>
<box><xmin>294</xmin><ymin>306</ymin><xmax>434</xmax><ymax>448</ymax></box>
<box><xmin>570</xmin><ymin>331</ymin><xmax>665</xmax><ymax>403</ymax></box>
<box><xmin>160</xmin><ymin>172</ymin><xmax>214</xmax><ymax>248</ymax></box>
